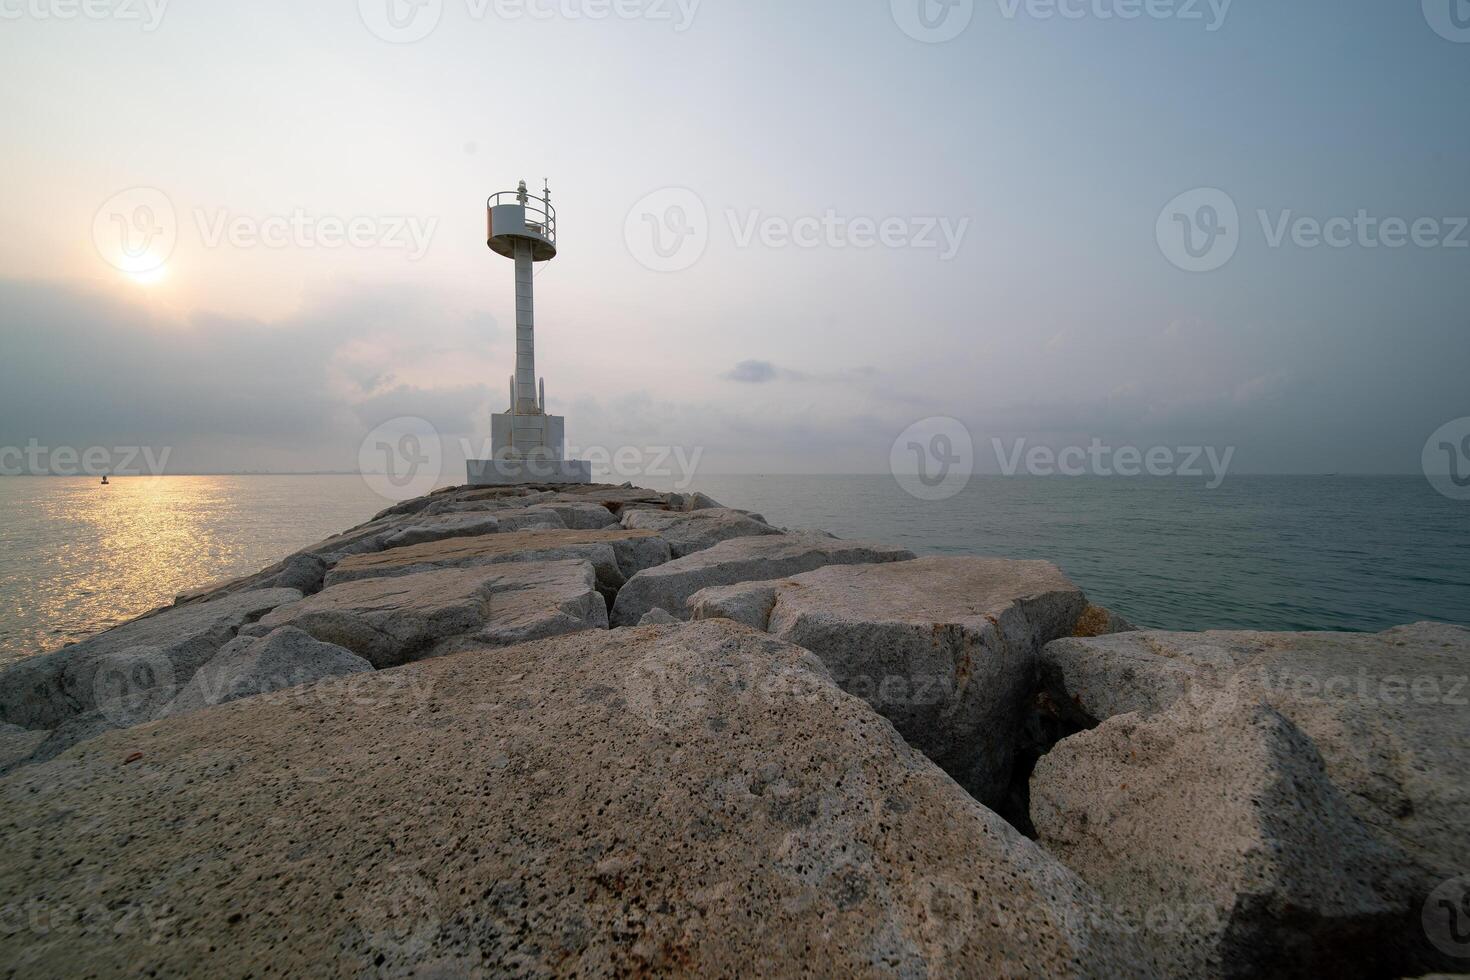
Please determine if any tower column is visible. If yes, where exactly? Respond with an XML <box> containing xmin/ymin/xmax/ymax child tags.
<box><xmin>514</xmin><ymin>238</ymin><xmax>538</xmax><ymax>415</ymax></box>
<box><xmin>469</xmin><ymin>178</ymin><xmax>589</xmax><ymax>484</ymax></box>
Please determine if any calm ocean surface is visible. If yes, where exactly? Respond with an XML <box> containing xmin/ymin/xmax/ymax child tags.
<box><xmin>1</xmin><ymin>474</ymin><xmax>1466</xmax><ymax>665</ymax></box>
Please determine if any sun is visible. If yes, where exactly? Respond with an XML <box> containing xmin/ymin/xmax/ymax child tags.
<box><xmin>125</xmin><ymin>262</ymin><xmax>169</xmax><ymax>286</ymax></box>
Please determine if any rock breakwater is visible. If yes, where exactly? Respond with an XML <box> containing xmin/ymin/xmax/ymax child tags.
<box><xmin>0</xmin><ymin>482</ymin><xmax>1464</xmax><ymax>978</ymax></box>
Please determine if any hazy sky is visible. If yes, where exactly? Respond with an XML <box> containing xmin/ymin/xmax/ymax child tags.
<box><xmin>2</xmin><ymin>0</ymin><xmax>1467</xmax><ymax>477</ymax></box>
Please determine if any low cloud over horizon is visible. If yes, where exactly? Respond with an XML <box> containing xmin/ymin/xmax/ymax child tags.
<box><xmin>1</xmin><ymin>276</ymin><xmax>1463</xmax><ymax>478</ymax></box>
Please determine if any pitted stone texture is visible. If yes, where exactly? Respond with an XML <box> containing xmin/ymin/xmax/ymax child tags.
<box><xmin>246</xmin><ymin>561</ymin><xmax>606</xmax><ymax>669</ymax></box>
<box><xmin>1035</xmin><ymin>623</ymin><xmax>1470</xmax><ymax>976</ymax></box>
<box><xmin>158</xmin><ymin>627</ymin><xmax>373</xmax><ymax>719</ymax></box>
<box><xmin>0</xmin><ymin>588</ymin><xmax>303</xmax><ymax>731</ymax></box>
<box><xmin>611</xmin><ymin>532</ymin><xmax>915</xmax><ymax>627</ymax></box>
<box><xmin>0</xmin><ymin>620</ymin><xmax>1153</xmax><ymax>978</ymax></box>
<box><xmin>692</xmin><ymin>557</ymin><xmax>1087</xmax><ymax>806</ymax></box>
<box><xmin>621</xmin><ymin>506</ymin><xmax>782</xmax><ymax>557</ymax></box>
<box><xmin>1032</xmin><ymin>695</ymin><xmax>1414</xmax><ymax>979</ymax></box>
<box><xmin>323</xmin><ymin>529</ymin><xmax>671</xmax><ymax>594</ymax></box>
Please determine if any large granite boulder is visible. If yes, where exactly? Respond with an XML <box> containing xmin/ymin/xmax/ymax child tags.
<box><xmin>0</xmin><ymin>588</ymin><xmax>304</xmax><ymax>731</ymax></box>
<box><xmin>622</xmin><ymin>506</ymin><xmax>782</xmax><ymax>557</ymax></box>
<box><xmin>611</xmin><ymin>532</ymin><xmax>915</xmax><ymax>627</ymax></box>
<box><xmin>1033</xmin><ymin>693</ymin><xmax>1413</xmax><ymax>978</ymax></box>
<box><xmin>157</xmin><ymin>626</ymin><xmax>373</xmax><ymax>719</ymax></box>
<box><xmin>0</xmin><ymin>620</ymin><xmax>1153</xmax><ymax>977</ymax></box>
<box><xmin>176</xmin><ymin>512</ymin><xmax>552</xmax><ymax>609</ymax></box>
<box><xmin>243</xmin><ymin>561</ymin><xmax>606</xmax><ymax>668</ymax></box>
<box><xmin>322</xmin><ymin>529</ymin><xmax>671</xmax><ymax>597</ymax></box>
<box><xmin>691</xmin><ymin>557</ymin><xmax>1088</xmax><ymax>807</ymax></box>
<box><xmin>1033</xmin><ymin>622</ymin><xmax>1470</xmax><ymax>977</ymax></box>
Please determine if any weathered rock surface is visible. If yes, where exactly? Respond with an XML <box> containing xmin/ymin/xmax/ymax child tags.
<box><xmin>1033</xmin><ymin>694</ymin><xmax>1413</xmax><ymax>978</ymax></box>
<box><xmin>692</xmin><ymin>557</ymin><xmax>1088</xmax><ymax>807</ymax></box>
<box><xmin>376</xmin><ymin>513</ymin><xmax>503</xmax><ymax>550</ymax></box>
<box><xmin>322</xmin><ymin>528</ymin><xmax>671</xmax><ymax>596</ymax></box>
<box><xmin>0</xmin><ymin>723</ymin><xmax>47</xmax><ymax>769</ymax></box>
<box><xmin>1033</xmin><ymin>623</ymin><xmax>1470</xmax><ymax>976</ymax></box>
<box><xmin>1070</xmin><ymin>603</ymin><xmax>1138</xmax><ymax>637</ymax></box>
<box><xmin>0</xmin><ymin>620</ymin><xmax>1153</xmax><ymax>977</ymax></box>
<box><xmin>0</xmin><ymin>588</ymin><xmax>303</xmax><ymax>731</ymax></box>
<box><xmin>157</xmin><ymin>626</ymin><xmax>373</xmax><ymax>719</ymax></box>
<box><xmin>552</xmin><ymin>485</ymin><xmax>668</xmax><ymax>515</ymax></box>
<box><xmin>245</xmin><ymin>561</ymin><xmax>606</xmax><ymax>668</ymax></box>
<box><xmin>611</xmin><ymin>532</ymin><xmax>915</xmax><ymax>626</ymax></box>
<box><xmin>636</xmin><ymin>608</ymin><xmax>680</xmax><ymax>626</ymax></box>
<box><xmin>521</xmin><ymin>501</ymin><xmax>621</xmax><ymax>530</ymax></box>
<box><xmin>667</xmin><ymin>489</ymin><xmax>723</xmax><ymax>511</ymax></box>
<box><xmin>622</xmin><ymin>506</ymin><xmax>782</xmax><ymax>557</ymax></box>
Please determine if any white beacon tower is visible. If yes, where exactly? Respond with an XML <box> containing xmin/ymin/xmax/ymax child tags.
<box><xmin>466</xmin><ymin>179</ymin><xmax>591</xmax><ymax>485</ymax></box>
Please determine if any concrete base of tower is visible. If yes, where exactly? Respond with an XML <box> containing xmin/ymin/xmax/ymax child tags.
<box><xmin>465</xmin><ymin>458</ymin><xmax>592</xmax><ymax>486</ymax></box>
